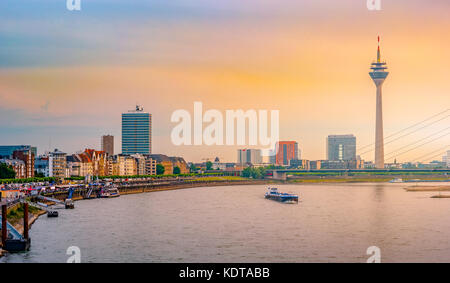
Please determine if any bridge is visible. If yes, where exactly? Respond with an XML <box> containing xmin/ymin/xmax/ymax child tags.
<box><xmin>265</xmin><ymin>109</ymin><xmax>450</xmax><ymax>181</ymax></box>
<box><xmin>267</xmin><ymin>169</ymin><xmax>450</xmax><ymax>181</ymax></box>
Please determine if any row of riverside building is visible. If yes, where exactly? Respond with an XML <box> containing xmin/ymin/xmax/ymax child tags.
<box><xmin>1</xmin><ymin>146</ymin><xmax>189</xmax><ymax>179</ymax></box>
<box><xmin>39</xmin><ymin>150</ymin><xmax>189</xmax><ymax>178</ymax></box>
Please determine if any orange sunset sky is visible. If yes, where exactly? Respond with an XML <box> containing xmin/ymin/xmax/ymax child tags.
<box><xmin>0</xmin><ymin>0</ymin><xmax>449</xmax><ymax>163</ymax></box>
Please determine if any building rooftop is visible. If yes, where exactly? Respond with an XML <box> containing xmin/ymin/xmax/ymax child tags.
<box><xmin>125</xmin><ymin>105</ymin><xmax>149</xmax><ymax>113</ymax></box>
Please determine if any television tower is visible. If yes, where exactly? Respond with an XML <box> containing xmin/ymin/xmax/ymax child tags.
<box><xmin>369</xmin><ymin>36</ymin><xmax>389</xmax><ymax>169</ymax></box>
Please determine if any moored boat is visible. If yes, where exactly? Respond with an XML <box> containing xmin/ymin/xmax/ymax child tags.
<box><xmin>64</xmin><ymin>199</ymin><xmax>75</xmax><ymax>209</ymax></box>
<box><xmin>265</xmin><ymin>187</ymin><xmax>298</xmax><ymax>203</ymax></box>
<box><xmin>100</xmin><ymin>187</ymin><xmax>120</xmax><ymax>198</ymax></box>
<box><xmin>47</xmin><ymin>210</ymin><xmax>59</xmax><ymax>217</ymax></box>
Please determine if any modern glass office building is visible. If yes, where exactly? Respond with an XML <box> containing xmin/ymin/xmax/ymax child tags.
<box><xmin>122</xmin><ymin>106</ymin><xmax>152</xmax><ymax>155</ymax></box>
<box><xmin>326</xmin><ymin>135</ymin><xmax>356</xmax><ymax>161</ymax></box>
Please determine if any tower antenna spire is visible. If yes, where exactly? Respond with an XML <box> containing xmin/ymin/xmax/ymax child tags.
<box><xmin>377</xmin><ymin>36</ymin><xmax>381</xmax><ymax>63</ymax></box>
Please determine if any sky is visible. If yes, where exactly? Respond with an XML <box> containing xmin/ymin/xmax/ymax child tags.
<box><xmin>0</xmin><ymin>0</ymin><xmax>449</xmax><ymax>163</ymax></box>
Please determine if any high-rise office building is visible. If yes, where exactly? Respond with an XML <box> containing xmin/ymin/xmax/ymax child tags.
<box><xmin>237</xmin><ymin>149</ymin><xmax>262</xmax><ymax>165</ymax></box>
<box><xmin>102</xmin><ymin>135</ymin><xmax>114</xmax><ymax>156</ymax></box>
<box><xmin>369</xmin><ymin>36</ymin><xmax>389</xmax><ymax>169</ymax></box>
<box><xmin>122</xmin><ymin>105</ymin><xmax>152</xmax><ymax>155</ymax></box>
<box><xmin>275</xmin><ymin>141</ymin><xmax>298</xmax><ymax>166</ymax></box>
<box><xmin>327</xmin><ymin>135</ymin><xmax>356</xmax><ymax>161</ymax></box>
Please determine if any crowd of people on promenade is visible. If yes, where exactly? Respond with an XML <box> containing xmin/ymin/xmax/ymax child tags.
<box><xmin>0</xmin><ymin>181</ymin><xmax>63</xmax><ymax>204</ymax></box>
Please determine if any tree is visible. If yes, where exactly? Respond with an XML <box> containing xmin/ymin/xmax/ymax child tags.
<box><xmin>257</xmin><ymin>167</ymin><xmax>267</xmax><ymax>178</ymax></box>
<box><xmin>0</xmin><ymin>163</ymin><xmax>16</xmax><ymax>179</ymax></box>
<box><xmin>156</xmin><ymin>164</ymin><xmax>165</xmax><ymax>175</ymax></box>
<box><xmin>35</xmin><ymin>171</ymin><xmax>45</xmax><ymax>178</ymax></box>
<box><xmin>189</xmin><ymin>163</ymin><xmax>198</xmax><ymax>173</ymax></box>
<box><xmin>242</xmin><ymin>167</ymin><xmax>252</xmax><ymax>178</ymax></box>
<box><xmin>252</xmin><ymin>168</ymin><xmax>262</xmax><ymax>179</ymax></box>
<box><xmin>173</xmin><ymin>166</ymin><xmax>181</xmax><ymax>174</ymax></box>
<box><xmin>206</xmin><ymin>161</ymin><xmax>213</xmax><ymax>170</ymax></box>
<box><xmin>266</xmin><ymin>164</ymin><xmax>284</xmax><ymax>170</ymax></box>
<box><xmin>241</xmin><ymin>167</ymin><xmax>266</xmax><ymax>179</ymax></box>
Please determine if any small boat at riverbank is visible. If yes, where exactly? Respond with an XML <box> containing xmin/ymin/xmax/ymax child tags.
<box><xmin>100</xmin><ymin>187</ymin><xmax>120</xmax><ymax>198</ymax></box>
<box><xmin>64</xmin><ymin>199</ymin><xmax>75</xmax><ymax>209</ymax></box>
<box><xmin>265</xmin><ymin>187</ymin><xmax>298</xmax><ymax>204</ymax></box>
<box><xmin>47</xmin><ymin>210</ymin><xmax>59</xmax><ymax>217</ymax></box>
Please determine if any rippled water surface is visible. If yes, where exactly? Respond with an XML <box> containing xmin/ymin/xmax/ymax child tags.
<box><xmin>3</xmin><ymin>183</ymin><xmax>450</xmax><ymax>263</ymax></box>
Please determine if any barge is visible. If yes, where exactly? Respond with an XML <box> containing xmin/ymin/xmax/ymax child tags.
<box><xmin>265</xmin><ymin>187</ymin><xmax>299</xmax><ymax>203</ymax></box>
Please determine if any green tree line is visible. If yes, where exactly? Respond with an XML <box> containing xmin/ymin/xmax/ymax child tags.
<box><xmin>0</xmin><ymin>163</ymin><xmax>16</xmax><ymax>179</ymax></box>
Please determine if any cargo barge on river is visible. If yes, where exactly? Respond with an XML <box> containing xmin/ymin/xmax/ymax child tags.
<box><xmin>265</xmin><ymin>187</ymin><xmax>299</xmax><ymax>203</ymax></box>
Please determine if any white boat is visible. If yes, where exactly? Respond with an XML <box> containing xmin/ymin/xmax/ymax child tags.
<box><xmin>100</xmin><ymin>187</ymin><xmax>120</xmax><ymax>198</ymax></box>
<box><xmin>389</xmin><ymin>178</ymin><xmax>403</xmax><ymax>183</ymax></box>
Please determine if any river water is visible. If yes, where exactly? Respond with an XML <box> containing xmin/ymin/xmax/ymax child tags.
<box><xmin>2</xmin><ymin>183</ymin><xmax>450</xmax><ymax>263</ymax></box>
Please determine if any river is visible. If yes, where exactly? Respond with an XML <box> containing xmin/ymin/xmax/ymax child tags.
<box><xmin>2</xmin><ymin>182</ymin><xmax>450</xmax><ymax>263</ymax></box>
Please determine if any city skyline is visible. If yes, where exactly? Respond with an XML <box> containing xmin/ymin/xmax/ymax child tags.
<box><xmin>0</xmin><ymin>0</ymin><xmax>449</xmax><ymax>163</ymax></box>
